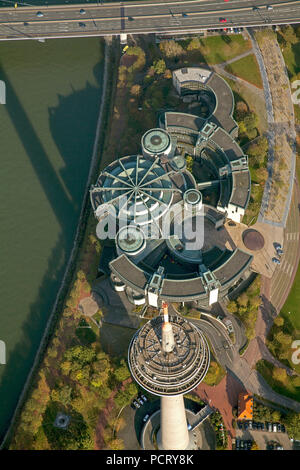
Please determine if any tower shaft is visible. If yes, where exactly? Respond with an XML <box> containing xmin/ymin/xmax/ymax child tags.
<box><xmin>159</xmin><ymin>395</ymin><xmax>190</xmax><ymax>450</ymax></box>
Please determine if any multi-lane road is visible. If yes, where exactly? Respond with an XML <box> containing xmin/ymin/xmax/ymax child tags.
<box><xmin>1</xmin><ymin>0</ymin><xmax>300</xmax><ymax>40</ymax></box>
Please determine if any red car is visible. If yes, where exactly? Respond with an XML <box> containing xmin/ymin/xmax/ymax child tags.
<box><xmin>219</xmin><ymin>18</ymin><xmax>227</xmax><ymax>23</ymax></box>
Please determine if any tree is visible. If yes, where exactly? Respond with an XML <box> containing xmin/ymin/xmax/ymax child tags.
<box><xmin>153</xmin><ymin>59</ymin><xmax>166</xmax><ymax>75</ymax></box>
<box><xmin>187</xmin><ymin>37</ymin><xmax>201</xmax><ymax>50</ymax></box>
<box><xmin>185</xmin><ymin>155</ymin><xmax>194</xmax><ymax>172</ymax></box>
<box><xmin>159</xmin><ymin>40</ymin><xmax>186</xmax><ymax>58</ymax></box>
<box><xmin>272</xmin><ymin>367</ymin><xmax>288</xmax><ymax>384</ymax></box>
<box><xmin>274</xmin><ymin>316</ymin><xmax>284</xmax><ymax>327</ymax></box>
<box><xmin>272</xmin><ymin>410</ymin><xmax>281</xmax><ymax>422</ymax></box>
<box><xmin>114</xmin><ymin>359</ymin><xmax>131</xmax><ymax>383</ymax></box>
<box><xmin>274</xmin><ymin>331</ymin><xmax>292</xmax><ymax>346</ymax></box>
<box><xmin>281</xmin><ymin>25</ymin><xmax>298</xmax><ymax>44</ymax></box>
<box><xmin>107</xmin><ymin>438</ymin><xmax>125</xmax><ymax>450</ymax></box>
<box><xmin>238</xmin><ymin>292</ymin><xmax>249</xmax><ymax>308</ymax></box>
<box><xmin>130</xmin><ymin>84</ymin><xmax>141</xmax><ymax>96</ymax></box>
<box><xmin>227</xmin><ymin>300</ymin><xmax>237</xmax><ymax>314</ymax></box>
<box><xmin>283</xmin><ymin>411</ymin><xmax>300</xmax><ymax>439</ymax></box>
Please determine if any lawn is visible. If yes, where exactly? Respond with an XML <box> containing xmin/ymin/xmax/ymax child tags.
<box><xmin>220</xmin><ymin>74</ymin><xmax>268</xmax><ymax>134</ymax></box>
<box><xmin>256</xmin><ymin>359</ymin><xmax>300</xmax><ymax>402</ymax></box>
<box><xmin>197</xmin><ymin>35</ymin><xmax>252</xmax><ymax>65</ymax></box>
<box><xmin>225</xmin><ymin>54</ymin><xmax>263</xmax><ymax>88</ymax></box>
<box><xmin>281</xmin><ymin>40</ymin><xmax>300</xmax><ymax>78</ymax></box>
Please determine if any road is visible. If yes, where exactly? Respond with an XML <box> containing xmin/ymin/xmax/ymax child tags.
<box><xmin>1</xmin><ymin>0</ymin><xmax>300</xmax><ymax>40</ymax></box>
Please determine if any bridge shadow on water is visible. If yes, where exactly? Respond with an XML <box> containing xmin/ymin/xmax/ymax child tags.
<box><xmin>0</xmin><ymin>54</ymin><xmax>104</xmax><ymax>443</ymax></box>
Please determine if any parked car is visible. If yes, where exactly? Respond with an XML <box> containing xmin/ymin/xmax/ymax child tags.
<box><xmin>187</xmin><ymin>422</ymin><xmax>192</xmax><ymax>430</ymax></box>
<box><xmin>182</xmin><ymin>13</ymin><xmax>188</xmax><ymax>18</ymax></box>
<box><xmin>36</xmin><ymin>11</ymin><xmax>44</xmax><ymax>17</ymax></box>
<box><xmin>253</xmin><ymin>6</ymin><xmax>259</xmax><ymax>11</ymax></box>
<box><xmin>246</xmin><ymin>440</ymin><xmax>252</xmax><ymax>450</ymax></box>
<box><xmin>141</xmin><ymin>394</ymin><xmax>148</xmax><ymax>402</ymax></box>
<box><xmin>281</xmin><ymin>424</ymin><xmax>286</xmax><ymax>433</ymax></box>
<box><xmin>137</xmin><ymin>397</ymin><xmax>144</xmax><ymax>406</ymax></box>
<box><xmin>252</xmin><ymin>421</ymin><xmax>257</xmax><ymax>430</ymax></box>
<box><xmin>78</xmin><ymin>22</ymin><xmax>86</xmax><ymax>27</ymax></box>
<box><xmin>133</xmin><ymin>400</ymin><xmax>140</xmax><ymax>409</ymax></box>
<box><xmin>276</xmin><ymin>248</ymin><xmax>283</xmax><ymax>256</ymax></box>
<box><xmin>273</xmin><ymin>423</ymin><xmax>278</xmax><ymax>432</ymax></box>
<box><xmin>267</xmin><ymin>422</ymin><xmax>272</xmax><ymax>432</ymax></box>
<box><xmin>219</xmin><ymin>18</ymin><xmax>227</xmax><ymax>23</ymax></box>
<box><xmin>237</xmin><ymin>421</ymin><xmax>243</xmax><ymax>430</ymax></box>
<box><xmin>277</xmin><ymin>423</ymin><xmax>281</xmax><ymax>432</ymax></box>
<box><xmin>79</xmin><ymin>8</ymin><xmax>86</xmax><ymax>14</ymax></box>
<box><xmin>267</xmin><ymin>5</ymin><xmax>273</xmax><ymax>10</ymax></box>
<box><xmin>143</xmin><ymin>414</ymin><xmax>150</xmax><ymax>423</ymax></box>
<box><xmin>235</xmin><ymin>438</ymin><xmax>240</xmax><ymax>449</ymax></box>
<box><xmin>272</xmin><ymin>257</ymin><xmax>281</xmax><ymax>265</ymax></box>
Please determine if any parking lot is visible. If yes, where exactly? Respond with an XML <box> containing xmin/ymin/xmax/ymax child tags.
<box><xmin>235</xmin><ymin>428</ymin><xmax>293</xmax><ymax>450</ymax></box>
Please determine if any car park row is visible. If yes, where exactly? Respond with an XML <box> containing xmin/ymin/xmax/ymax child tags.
<box><xmin>237</xmin><ymin>420</ymin><xmax>286</xmax><ymax>433</ymax></box>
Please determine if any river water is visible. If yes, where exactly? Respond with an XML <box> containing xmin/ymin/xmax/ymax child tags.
<box><xmin>0</xmin><ymin>37</ymin><xmax>103</xmax><ymax>439</ymax></box>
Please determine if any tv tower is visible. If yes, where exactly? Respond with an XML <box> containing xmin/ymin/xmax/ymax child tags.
<box><xmin>128</xmin><ymin>303</ymin><xmax>210</xmax><ymax>450</ymax></box>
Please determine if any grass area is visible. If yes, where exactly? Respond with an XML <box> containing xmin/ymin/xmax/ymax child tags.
<box><xmin>281</xmin><ymin>41</ymin><xmax>300</xmax><ymax>78</ymax></box>
<box><xmin>203</xmin><ymin>359</ymin><xmax>226</xmax><ymax>386</ymax></box>
<box><xmin>256</xmin><ymin>359</ymin><xmax>300</xmax><ymax>402</ymax></box>
<box><xmin>225</xmin><ymin>54</ymin><xmax>263</xmax><ymax>88</ymax></box>
<box><xmin>279</xmin><ymin>152</ymin><xmax>300</xmax><ymax>333</ymax></box>
<box><xmin>197</xmin><ymin>35</ymin><xmax>252</xmax><ymax>65</ymax></box>
<box><xmin>220</xmin><ymin>74</ymin><xmax>268</xmax><ymax>135</ymax></box>
<box><xmin>242</xmin><ymin>183</ymin><xmax>264</xmax><ymax>226</ymax></box>
<box><xmin>294</xmin><ymin>104</ymin><xmax>300</xmax><ymax>125</ymax></box>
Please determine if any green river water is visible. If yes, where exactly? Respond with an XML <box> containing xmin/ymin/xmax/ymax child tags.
<box><xmin>0</xmin><ymin>36</ymin><xmax>103</xmax><ymax>439</ymax></box>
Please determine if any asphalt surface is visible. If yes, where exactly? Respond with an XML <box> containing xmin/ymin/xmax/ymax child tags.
<box><xmin>1</xmin><ymin>0</ymin><xmax>300</xmax><ymax>40</ymax></box>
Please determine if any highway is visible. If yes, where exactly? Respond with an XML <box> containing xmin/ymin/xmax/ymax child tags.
<box><xmin>0</xmin><ymin>0</ymin><xmax>300</xmax><ymax>40</ymax></box>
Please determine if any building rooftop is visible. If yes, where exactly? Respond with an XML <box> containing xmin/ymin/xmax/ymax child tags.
<box><xmin>173</xmin><ymin>67</ymin><xmax>212</xmax><ymax>85</ymax></box>
<box><xmin>230</xmin><ymin>170</ymin><xmax>251</xmax><ymax>209</ymax></box>
<box><xmin>206</xmin><ymin>73</ymin><xmax>237</xmax><ymax>135</ymax></box>
<box><xmin>160</xmin><ymin>276</ymin><xmax>206</xmax><ymax>300</ymax></box>
<box><xmin>211</xmin><ymin>127</ymin><xmax>244</xmax><ymax>162</ymax></box>
<box><xmin>110</xmin><ymin>254</ymin><xmax>150</xmax><ymax>293</ymax></box>
<box><xmin>237</xmin><ymin>392</ymin><xmax>253</xmax><ymax>420</ymax></box>
<box><xmin>213</xmin><ymin>248</ymin><xmax>253</xmax><ymax>288</ymax></box>
<box><xmin>165</xmin><ymin>112</ymin><xmax>205</xmax><ymax>132</ymax></box>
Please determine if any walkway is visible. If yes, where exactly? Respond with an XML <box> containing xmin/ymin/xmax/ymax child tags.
<box><xmin>248</xmin><ymin>28</ymin><xmax>296</xmax><ymax>227</ymax></box>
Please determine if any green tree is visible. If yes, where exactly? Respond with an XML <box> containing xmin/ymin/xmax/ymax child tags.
<box><xmin>186</xmin><ymin>155</ymin><xmax>194</xmax><ymax>172</ymax></box>
<box><xmin>153</xmin><ymin>59</ymin><xmax>166</xmax><ymax>75</ymax></box>
<box><xmin>114</xmin><ymin>359</ymin><xmax>131</xmax><ymax>383</ymax></box>
<box><xmin>187</xmin><ymin>37</ymin><xmax>201</xmax><ymax>50</ymax></box>
<box><xmin>272</xmin><ymin>367</ymin><xmax>288</xmax><ymax>384</ymax></box>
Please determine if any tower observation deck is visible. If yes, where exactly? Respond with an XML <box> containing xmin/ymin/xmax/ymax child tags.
<box><xmin>128</xmin><ymin>303</ymin><xmax>210</xmax><ymax>449</ymax></box>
